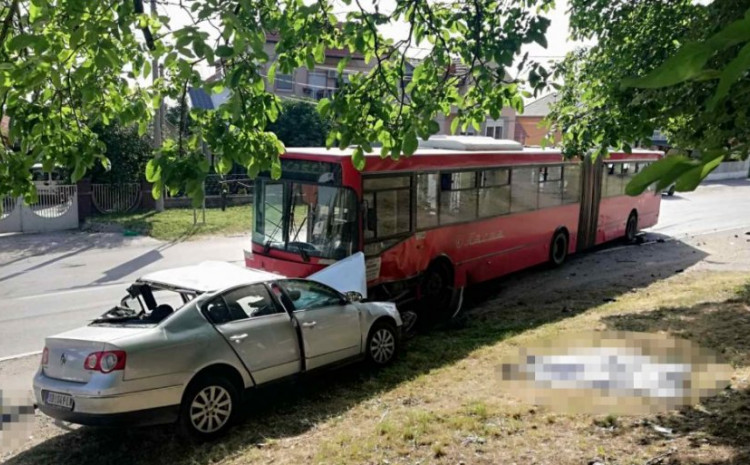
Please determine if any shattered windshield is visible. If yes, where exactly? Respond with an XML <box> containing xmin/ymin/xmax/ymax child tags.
<box><xmin>253</xmin><ymin>179</ymin><xmax>358</xmax><ymax>260</ymax></box>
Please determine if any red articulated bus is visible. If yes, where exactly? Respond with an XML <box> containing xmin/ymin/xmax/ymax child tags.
<box><xmin>245</xmin><ymin>136</ymin><xmax>662</xmax><ymax>324</ymax></box>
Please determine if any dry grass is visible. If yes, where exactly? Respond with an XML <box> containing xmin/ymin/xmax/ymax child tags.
<box><xmin>7</xmin><ymin>250</ymin><xmax>750</xmax><ymax>465</ymax></box>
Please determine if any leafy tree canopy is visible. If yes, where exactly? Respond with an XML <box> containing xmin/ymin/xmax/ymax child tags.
<box><xmin>549</xmin><ymin>0</ymin><xmax>750</xmax><ymax>194</ymax></box>
<box><xmin>0</xmin><ymin>0</ymin><xmax>553</xmax><ymax>205</ymax></box>
<box><xmin>89</xmin><ymin>123</ymin><xmax>152</xmax><ymax>184</ymax></box>
<box><xmin>267</xmin><ymin>100</ymin><xmax>331</xmax><ymax>147</ymax></box>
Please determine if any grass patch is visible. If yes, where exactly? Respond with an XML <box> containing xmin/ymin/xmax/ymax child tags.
<box><xmin>86</xmin><ymin>205</ymin><xmax>252</xmax><ymax>241</ymax></box>
<box><xmin>8</xmin><ymin>261</ymin><xmax>750</xmax><ymax>465</ymax></box>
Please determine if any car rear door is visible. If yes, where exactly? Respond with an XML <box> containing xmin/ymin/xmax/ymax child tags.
<box><xmin>276</xmin><ymin>279</ymin><xmax>361</xmax><ymax>370</ymax></box>
<box><xmin>204</xmin><ymin>283</ymin><xmax>301</xmax><ymax>384</ymax></box>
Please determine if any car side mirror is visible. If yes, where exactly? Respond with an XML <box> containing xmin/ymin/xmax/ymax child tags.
<box><xmin>344</xmin><ymin>291</ymin><xmax>363</xmax><ymax>303</ymax></box>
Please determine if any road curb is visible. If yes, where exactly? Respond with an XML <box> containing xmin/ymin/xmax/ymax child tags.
<box><xmin>0</xmin><ymin>351</ymin><xmax>42</xmax><ymax>363</ymax></box>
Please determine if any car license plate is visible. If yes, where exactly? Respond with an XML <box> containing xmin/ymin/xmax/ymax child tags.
<box><xmin>45</xmin><ymin>391</ymin><xmax>74</xmax><ymax>410</ymax></box>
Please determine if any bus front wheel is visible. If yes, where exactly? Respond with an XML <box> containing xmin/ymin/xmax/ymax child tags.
<box><xmin>549</xmin><ymin>229</ymin><xmax>569</xmax><ymax>267</ymax></box>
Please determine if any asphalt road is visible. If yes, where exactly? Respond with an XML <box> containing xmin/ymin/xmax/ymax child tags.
<box><xmin>0</xmin><ymin>233</ymin><xmax>249</xmax><ymax>359</ymax></box>
<box><xmin>1</xmin><ymin>179</ymin><xmax>749</xmax><ymax>360</ymax></box>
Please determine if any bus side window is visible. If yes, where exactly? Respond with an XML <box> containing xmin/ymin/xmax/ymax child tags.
<box><xmin>562</xmin><ymin>165</ymin><xmax>581</xmax><ymax>204</ymax></box>
<box><xmin>439</xmin><ymin>171</ymin><xmax>477</xmax><ymax>224</ymax></box>
<box><xmin>363</xmin><ymin>176</ymin><xmax>411</xmax><ymax>241</ymax></box>
<box><xmin>538</xmin><ymin>166</ymin><xmax>563</xmax><ymax>209</ymax></box>
<box><xmin>416</xmin><ymin>173</ymin><xmax>439</xmax><ymax>229</ymax></box>
<box><xmin>478</xmin><ymin>169</ymin><xmax>510</xmax><ymax>218</ymax></box>
<box><xmin>511</xmin><ymin>168</ymin><xmax>537</xmax><ymax>213</ymax></box>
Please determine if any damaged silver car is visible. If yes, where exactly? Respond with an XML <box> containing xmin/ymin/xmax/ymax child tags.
<box><xmin>33</xmin><ymin>253</ymin><xmax>402</xmax><ymax>439</ymax></box>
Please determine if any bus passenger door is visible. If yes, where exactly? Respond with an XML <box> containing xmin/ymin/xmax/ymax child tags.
<box><xmin>576</xmin><ymin>155</ymin><xmax>603</xmax><ymax>251</ymax></box>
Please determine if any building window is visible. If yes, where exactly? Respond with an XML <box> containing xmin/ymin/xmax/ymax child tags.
<box><xmin>485</xmin><ymin>124</ymin><xmax>504</xmax><ymax>139</ymax></box>
<box><xmin>276</xmin><ymin>73</ymin><xmax>294</xmax><ymax>91</ymax></box>
<box><xmin>307</xmin><ymin>70</ymin><xmax>332</xmax><ymax>100</ymax></box>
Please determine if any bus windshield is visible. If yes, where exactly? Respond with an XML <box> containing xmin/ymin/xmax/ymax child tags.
<box><xmin>253</xmin><ymin>178</ymin><xmax>358</xmax><ymax>260</ymax></box>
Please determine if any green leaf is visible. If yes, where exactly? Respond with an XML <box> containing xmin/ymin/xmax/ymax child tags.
<box><xmin>622</xmin><ymin>42</ymin><xmax>714</xmax><ymax>89</ymax></box>
<box><xmin>623</xmin><ymin>16</ymin><xmax>750</xmax><ymax>89</ymax></box>
<box><xmin>709</xmin><ymin>41</ymin><xmax>750</xmax><ymax>109</ymax></box>
<box><xmin>625</xmin><ymin>156</ymin><xmax>693</xmax><ymax>195</ymax></box>
<box><xmin>145</xmin><ymin>160</ymin><xmax>161</xmax><ymax>182</ymax></box>
<box><xmin>267</xmin><ymin>62</ymin><xmax>277</xmax><ymax>87</ymax></box>
<box><xmin>8</xmin><ymin>34</ymin><xmax>37</xmax><ymax>51</ymax></box>
<box><xmin>270</xmin><ymin>159</ymin><xmax>282</xmax><ymax>179</ymax></box>
<box><xmin>403</xmin><ymin>130</ymin><xmax>418</xmax><ymax>155</ymax></box>
<box><xmin>674</xmin><ymin>155</ymin><xmax>725</xmax><ymax>191</ymax></box>
<box><xmin>216</xmin><ymin>45</ymin><xmax>234</xmax><ymax>58</ymax></box>
<box><xmin>152</xmin><ymin>182</ymin><xmax>163</xmax><ymax>200</ymax></box>
<box><xmin>352</xmin><ymin>146</ymin><xmax>365</xmax><ymax>170</ymax></box>
<box><xmin>317</xmin><ymin>97</ymin><xmax>331</xmax><ymax>116</ymax></box>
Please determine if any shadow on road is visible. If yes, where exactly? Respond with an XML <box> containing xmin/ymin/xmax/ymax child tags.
<box><xmin>0</xmin><ymin>232</ymin><xmax>138</xmax><ymax>268</ymax></box>
<box><xmin>4</xmin><ymin>236</ymin><xmax>717</xmax><ymax>465</ymax></box>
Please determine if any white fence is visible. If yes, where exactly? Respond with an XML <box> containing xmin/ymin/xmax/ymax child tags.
<box><xmin>705</xmin><ymin>159</ymin><xmax>750</xmax><ymax>181</ymax></box>
<box><xmin>0</xmin><ymin>185</ymin><xmax>78</xmax><ymax>233</ymax></box>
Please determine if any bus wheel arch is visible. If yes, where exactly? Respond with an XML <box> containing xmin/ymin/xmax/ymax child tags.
<box><xmin>549</xmin><ymin>227</ymin><xmax>570</xmax><ymax>267</ymax></box>
<box><xmin>625</xmin><ymin>210</ymin><xmax>639</xmax><ymax>243</ymax></box>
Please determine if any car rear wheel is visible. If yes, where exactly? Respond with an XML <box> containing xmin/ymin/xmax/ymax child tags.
<box><xmin>179</xmin><ymin>376</ymin><xmax>239</xmax><ymax>441</ymax></box>
<box><xmin>366</xmin><ymin>321</ymin><xmax>399</xmax><ymax>366</ymax></box>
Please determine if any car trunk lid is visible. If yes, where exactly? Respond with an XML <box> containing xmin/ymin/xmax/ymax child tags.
<box><xmin>42</xmin><ymin>326</ymin><xmax>147</xmax><ymax>383</ymax></box>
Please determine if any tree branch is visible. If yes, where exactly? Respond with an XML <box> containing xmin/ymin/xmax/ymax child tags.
<box><xmin>0</xmin><ymin>0</ymin><xmax>18</xmax><ymax>49</ymax></box>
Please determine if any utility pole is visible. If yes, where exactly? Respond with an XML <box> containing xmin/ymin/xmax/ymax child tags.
<box><xmin>151</xmin><ymin>0</ymin><xmax>165</xmax><ymax>212</ymax></box>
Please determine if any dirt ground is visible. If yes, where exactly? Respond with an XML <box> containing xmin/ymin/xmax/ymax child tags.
<box><xmin>2</xmin><ymin>227</ymin><xmax>750</xmax><ymax>464</ymax></box>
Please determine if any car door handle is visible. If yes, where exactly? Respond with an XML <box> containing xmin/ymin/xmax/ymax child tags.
<box><xmin>301</xmin><ymin>321</ymin><xmax>317</xmax><ymax>328</ymax></box>
<box><xmin>229</xmin><ymin>334</ymin><xmax>248</xmax><ymax>343</ymax></box>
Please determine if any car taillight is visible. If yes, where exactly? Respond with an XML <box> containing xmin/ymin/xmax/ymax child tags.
<box><xmin>41</xmin><ymin>347</ymin><xmax>49</xmax><ymax>366</ymax></box>
<box><xmin>83</xmin><ymin>351</ymin><xmax>127</xmax><ymax>373</ymax></box>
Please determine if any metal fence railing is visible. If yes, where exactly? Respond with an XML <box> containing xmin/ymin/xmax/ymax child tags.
<box><xmin>92</xmin><ymin>183</ymin><xmax>142</xmax><ymax>214</ymax></box>
<box><xmin>203</xmin><ymin>174</ymin><xmax>253</xmax><ymax>197</ymax></box>
<box><xmin>28</xmin><ymin>185</ymin><xmax>77</xmax><ymax>218</ymax></box>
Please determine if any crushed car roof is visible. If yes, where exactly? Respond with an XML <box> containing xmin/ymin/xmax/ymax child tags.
<box><xmin>138</xmin><ymin>261</ymin><xmax>284</xmax><ymax>293</ymax></box>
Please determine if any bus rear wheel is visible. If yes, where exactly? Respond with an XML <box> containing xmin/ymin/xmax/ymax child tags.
<box><xmin>624</xmin><ymin>212</ymin><xmax>638</xmax><ymax>243</ymax></box>
<box><xmin>549</xmin><ymin>230</ymin><xmax>568</xmax><ymax>267</ymax></box>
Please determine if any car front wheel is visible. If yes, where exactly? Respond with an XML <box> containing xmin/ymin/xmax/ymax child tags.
<box><xmin>179</xmin><ymin>376</ymin><xmax>239</xmax><ymax>441</ymax></box>
<box><xmin>366</xmin><ymin>321</ymin><xmax>399</xmax><ymax>366</ymax></box>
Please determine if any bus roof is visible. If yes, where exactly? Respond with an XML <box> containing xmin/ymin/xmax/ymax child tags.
<box><xmin>284</xmin><ymin>135</ymin><xmax>663</xmax><ymax>158</ymax></box>
<box><xmin>283</xmin><ymin>146</ymin><xmax>663</xmax><ymax>158</ymax></box>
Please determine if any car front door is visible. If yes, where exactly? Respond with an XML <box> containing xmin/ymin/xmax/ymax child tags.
<box><xmin>277</xmin><ymin>279</ymin><xmax>361</xmax><ymax>370</ymax></box>
<box><xmin>204</xmin><ymin>283</ymin><xmax>301</xmax><ymax>384</ymax></box>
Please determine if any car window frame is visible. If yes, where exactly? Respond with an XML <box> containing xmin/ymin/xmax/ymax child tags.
<box><xmin>274</xmin><ymin>279</ymin><xmax>346</xmax><ymax>312</ymax></box>
<box><xmin>202</xmin><ymin>282</ymin><xmax>286</xmax><ymax>325</ymax></box>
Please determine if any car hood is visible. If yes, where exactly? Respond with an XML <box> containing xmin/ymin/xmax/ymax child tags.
<box><xmin>308</xmin><ymin>252</ymin><xmax>368</xmax><ymax>298</ymax></box>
